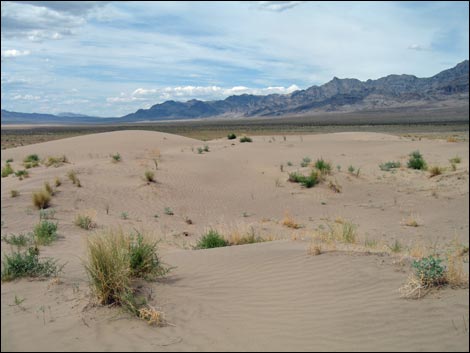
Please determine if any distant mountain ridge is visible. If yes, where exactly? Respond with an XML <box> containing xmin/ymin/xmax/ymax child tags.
<box><xmin>2</xmin><ymin>60</ymin><xmax>468</xmax><ymax>124</ymax></box>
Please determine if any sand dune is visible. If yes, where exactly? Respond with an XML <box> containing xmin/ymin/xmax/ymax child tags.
<box><xmin>1</xmin><ymin>130</ymin><xmax>469</xmax><ymax>351</ymax></box>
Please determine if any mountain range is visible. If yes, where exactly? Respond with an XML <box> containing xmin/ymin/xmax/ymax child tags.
<box><xmin>2</xmin><ymin>60</ymin><xmax>468</xmax><ymax>124</ymax></box>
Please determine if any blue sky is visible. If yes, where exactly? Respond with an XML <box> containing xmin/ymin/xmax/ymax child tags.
<box><xmin>1</xmin><ymin>1</ymin><xmax>469</xmax><ymax>117</ymax></box>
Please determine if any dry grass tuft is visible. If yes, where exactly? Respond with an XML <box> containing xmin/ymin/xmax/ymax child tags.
<box><xmin>75</xmin><ymin>210</ymin><xmax>97</xmax><ymax>230</ymax></box>
<box><xmin>403</xmin><ymin>214</ymin><xmax>420</xmax><ymax>227</ymax></box>
<box><xmin>138</xmin><ymin>306</ymin><xmax>166</xmax><ymax>326</ymax></box>
<box><xmin>328</xmin><ymin>179</ymin><xmax>342</xmax><ymax>193</ymax></box>
<box><xmin>399</xmin><ymin>274</ymin><xmax>429</xmax><ymax>299</ymax></box>
<box><xmin>446</xmin><ymin>250</ymin><xmax>468</xmax><ymax>288</ymax></box>
<box><xmin>429</xmin><ymin>165</ymin><xmax>445</xmax><ymax>177</ymax></box>
<box><xmin>32</xmin><ymin>189</ymin><xmax>52</xmax><ymax>209</ymax></box>
<box><xmin>282</xmin><ymin>212</ymin><xmax>302</xmax><ymax>229</ymax></box>
<box><xmin>308</xmin><ymin>242</ymin><xmax>322</xmax><ymax>256</ymax></box>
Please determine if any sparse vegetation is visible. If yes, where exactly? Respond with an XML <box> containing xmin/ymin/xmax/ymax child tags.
<box><xmin>6</xmin><ymin>158</ymin><xmax>13</xmax><ymax>163</ymax></box>
<box><xmin>328</xmin><ymin>179</ymin><xmax>342</xmax><ymax>193</ymax></box>
<box><xmin>314</xmin><ymin>158</ymin><xmax>331</xmax><ymax>174</ymax></box>
<box><xmin>327</xmin><ymin>220</ymin><xmax>357</xmax><ymax>244</ymax></box>
<box><xmin>1</xmin><ymin>247</ymin><xmax>61</xmax><ymax>282</ymax></box>
<box><xmin>196</xmin><ymin>230</ymin><xmax>228</xmax><ymax>249</ymax></box>
<box><xmin>2</xmin><ymin>233</ymin><xmax>33</xmax><ymax>247</ymax></box>
<box><xmin>287</xmin><ymin>161</ymin><xmax>293</xmax><ymax>166</ymax></box>
<box><xmin>288</xmin><ymin>171</ymin><xmax>319</xmax><ymax>188</ymax></box>
<box><xmin>14</xmin><ymin>169</ymin><xmax>29</xmax><ymax>180</ymax></box>
<box><xmin>240</xmin><ymin>136</ymin><xmax>252</xmax><ymax>143</ymax></box>
<box><xmin>449</xmin><ymin>156</ymin><xmax>461</xmax><ymax>164</ymax></box>
<box><xmin>300</xmin><ymin>157</ymin><xmax>311</xmax><ymax>167</ymax></box>
<box><xmin>120</xmin><ymin>212</ymin><xmax>129</xmax><ymax>220</ymax></box>
<box><xmin>2</xmin><ymin>163</ymin><xmax>14</xmax><ymax>178</ymax></box>
<box><xmin>164</xmin><ymin>207</ymin><xmax>174</xmax><ymax>216</ymax></box>
<box><xmin>203</xmin><ymin>145</ymin><xmax>209</xmax><ymax>152</ymax></box>
<box><xmin>227</xmin><ymin>133</ymin><xmax>237</xmax><ymax>140</ymax></box>
<box><xmin>308</xmin><ymin>242</ymin><xmax>322</xmax><ymax>256</ymax></box>
<box><xmin>23</xmin><ymin>154</ymin><xmax>40</xmax><ymax>168</ymax></box>
<box><xmin>32</xmin><ymin>189</ymin><xmax>52</xmax><ymax>209</ymax></box>
<box><xmin>379</xmin><ymin>161</ymin><xmax>401</xmax><ymax>171</ymax></box>
<box><xmin>429</xmin><ymin>165</ymin><xmax>444</xmax><ymax>177</ymax></box>
<box><xmin>348</xmin><ymin>165</ymin><xmax>355</xmax><ymax>174</ymax></box>
<box><xmin>39</xmin><ymin>208</ymin><xmax>56</xmax><ymax>220</ymax></box>
<box><xmin>44</xmin><ymin>181</ymin><xmax>54</xmax><ymax>196</ymax></box>
<box><xmin>67</xmin><ymin>170</ymin><xmax>81</xmax><ymax>186</ymax></box>
<box><xmin>389</xmin><ymin>239</ymin><xmax>403</xmax><ymax>253</ymax></box>
<box><xmin>197</xmin><ymin>147</ymin><xmax>204</xmax><ymax>154</ymax></box>
<box><xmin>129</xmin><ymin>231</ymin><xmax>169</xmax><ymax>279</ymax></box>
<box><xmin>75</xmin><ymin>214</ymin><xmax>96</xmax><ymax>230</ymax></box>
<box><xmin>282</xmin><ymin>212</ymin><xmax>302</xmax><ymax>229</ymax></box>
<box><xmin>144</xmin><ymin>170</ymin><xmax>155</xmax><ymax>182</ymax></box>
<box><xmin>10</xmin><ymin>190</ymin><xmax>20</xmax><ymax>198</ymax></box>
<box><xmin>33</xmin><ymin>221</ymin><xmax>58</xmax><ymax>245</ymax></box>
<box><xmin>44</xmin><ymin>155</ymin><xmax>68</xmax><ymax>167</ymax></box>
<box><xmin>111</xmin><ymin>153</ymin><xmax>121</xmax><ymax>162</ymax></box>
<box><xmin>54</xmin><ymin>177</ymin><xmax>62</xmax><ymax>187</ymax></box>
<box><xmin>413</xmin><ymin>256</ymin><xmax>446</xmax><ymax>287</ymax></box>
<box><xmin>407</xmin><ymin>150</ymin><xmax>427</xmax><ymax>170</ymax></box>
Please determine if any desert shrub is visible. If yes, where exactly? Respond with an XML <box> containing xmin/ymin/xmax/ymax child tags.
<box><xmin>23</xmin><ymin>154</ymin><xmax>40</xmax><ymax>168</ymax></box>
<box><xmin>348</xmin><ymin>165</ymin><xmax>355</xmax><ymax>174</ymax></box>
<box><xmin>144</xmin><ymin>171</ymin><xmax>155</xmax><ymax>182</ymax></box>
<box><xmin>300</xmin><ymin>171</ymin><xmax>319</xmax><ymax>188</ymax></box>
<box><xmin>429</xmin><ymin>166</ymin><xmax>444</xmax><ymax>177</ymax></box>
<box><xmin>288</xmin><ymin>172</ymin><xmax>304</xmax><ymax>183</ymax></box>
<box><xmin>32</xmin><ymin>190</ymin><xmax>52</xmax><ymax>209</ymax></box>
<box><xmin>379</xmin><ymin>161</ymin><xmax>401</xmax><ymax>171</ymax></box>
<box><xmin>2</xmin><ymin>233</ymin><xmax>33</xmax><ymax>247</ymax></box>
<box><xmin>164</xmin><ymin>207</ymin><xmax>174</xmax><ymax>216</ymax></box>
<box><xmin>315</xmin><ymin>158</ymin><xmax>331</xmax><ymax>174</ymax></box>
<box><xmin>407</xmin><ymin>151</ymin><xmax>427</xmax><ymax>170</ymax></box>
<box><xmin>14</xmin><ymin>170</ymin><xmax>29</xmax><ymax>181</ymax></box>
<box><xmin>1</xmin><ymin>247</ymin><xmax>61</xmax><ymax>281</ymax></box>
<box><xmin>120</xmin><ymin>212</ymin><xmax>129</xmax><ymax>220</ymax></box>
<box><xmin>54</xmin><ymin>177</ymin><xmax>62</xmax><ymax>187</ymax></box>
<box><xmin>196</xmin><ymin>230</ymin><xmax>228</xmax><ymax>249</ymax></box>
<box><xmin>67</xmin><ymin>170</ymin><xmax>78</xmax><ymax>184</ymax></box>
<box><xmin>282</xmin><ymin>212</ymin><xmax>302</xmax><ymax>229</ymax></box>
<box><xmin>129</xmin><ymin>232</ymin><xmax>169</xmax><ymax>279</ymax></box>
<box><xmin>327</xmin><ymin>220</ymin><xmax>357</xmax><ymax>244</ymax></box>
<box><xmin>197</xmin><ymin>147</ymin><xmax>203</xmax><ymax>154</ymax></box>
<box><xmin>6</xmin><ymin>158</ymin><xmax>13</xmax><ymax>163</ymax></box>
<box><xmin>33</xmin><ymin>221</ymin><xmax>58</xmax><ymax>245</ymax></box>
<box><xmin>39</xmin><ymin>208</ymin><xmax>56</xmax><ymax>220</ymax></box>
<box><xmin>287</xmin><ymin>161</ymin><xmax>293</xmax><ymax>166</ymax></box>
<box><xmin>203</xmin><ymin>145</ymin><xmax>209</xmax><ymax>152</ymax></box>
<box><xmin>44</xmin><ymin>155</ymin><xmax>68</xmax><ymax>167</ymax></box>
<box><xmin>75</xmin><ymin>214</ymin><xmax>96</xmax><ymax>230</ymax></box>
<box><xmin>227</xmin><ymin>133</ymin><xmax>237</xmax><ymax>140</ymax></box>
<box><xmin>300</xmin><ymin>157</ymin><xmax>311</xmax><ymax>167</ymax></box>
<box><xmin>328</xmin><ymin>179</ymin><xmax>342</xmax><ymax>193</ymax></box>
<box><xmin>2</xmin><ymin>163</ymin><xmax>14</xmax><ymax>178</ymax></box>
<box><xmin>44</xmin><ymin>181</ymin><xmax>54</xmax><ymax>195</ymax></box>
<box><xmin>240</xmin><ymin>136</ymin><xmax>252</xmax><ymax>143</ymax></box>
<box><xmin>10</xmin><ymin>190</ymin><xmax>20</xmax><ymax>198</ymax></box>
<box><xmin>111</xmin><ymin>153</ymin><xmax>121</xmax><ymax>162</ymax></box>
<box><xmin>412</xmin><ymin>256</ymin><xmax>447</xmax><ymax>287</ymax></box>
<box><xmin>449</xmin><ymin>156</ymin><xmax>461</xmax><ymax>164</ymax></box>
<box><xmin>389</xmin><ymin>239</ymin><xmax>403</xmax><ymax>253</ymax></box>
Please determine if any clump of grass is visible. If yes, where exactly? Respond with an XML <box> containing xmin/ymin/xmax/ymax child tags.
<box><xmin>446</xmin><ymin>136</ymin><xmax>458</xmax><ymax>143</ymax></box>
<box><xmin>197</xmin><ymin>147</ymin><xmax>204</xmax><ymax>154</ymax></box>
<box><xmin>287</xmin><ymin>161</ymin><xmax>293</xmax><ymax>166</ymax></box>
<box><xmin>6</xmin><ymin>158</ymin><xmax>13</xmax><ymax>163</ymax></box>
<box><xmin>144</xmin><ymin>170</ymin><xmax>155</xmax><ymax>183</ymax></box>
<box><xmin>39</xmin><ymin>208</ymin><xmax>56</xmax><ymax>220</ymax></box>
<box><xmin>327</xmin><ymin>221</ymin><xmax>357</xmax><ymax>244</ymax></box>
<box><xmin>120</xmin><ymin>212</ymin><xmax>129</xmax><ymax>220</ymax></box>
<box><xmin>222</xmin><ymin>226</ymin><xmax>267</xmax><ymax>246</ymax></box>
<box><xmin>403</xmin><ymin>214</ymin><xmax>419</xmax><ymax>227</ymax></box>
<box><xmin>348</xmin><ymin>165</ymin><xmax>355</xmax><ymax>174</ymax></box>
<box><xmin>2</xmin><ymin>233</ymin><xmax>33</xmax><ymax>247</ymax></box>
<box><xmin>449</xmin><ymin>156</ymin><xmax>461</xmax><ymax>164</ymax></box>
<box><xmin>429</xmin><ymin>166</ymin><xmax>444</xmax><ymax>177</ymax></box>
<box><xmin>67</xmin><ymin>170</ymin><xmax>81</xmax><ymax>186</ymax></box>
<box><xmin>1</xmin><ymin>247</ymin><xmax>61</xmax><ymax>282</ymax></box>
<box><xmin>240</xmin><ymin>136</ymin><xmax>252</xmax><ymax>143</ymax></box>
<box><xmin>54</xmin><ymin>177</ymin><xmax>62</xmax><ymax>187</ymax></box>
<box><xmin>44</xmin><ymin>181</ymin><xmax>54</xmax><ymax>196</ymax></box>
<box><xmin>129</xmin><ymin>231</ymin><xmax>169</xmax><ymax>279</ymax></box>
<box><xmin>196</xmin><ymin>230</ymin><xmax>228</xmax><ymax>249</ymax></box>
<box><xmin>227</xmin><ymin>133</ymin><xmax>237</xmax><ymax>140</ymax></box>
<box><xmin>2</xmin><ymin>163</ymin><xmax>14</xmax><ymax>178</ymax></box>
<box><xmin>10</xmin><ymin>190</ymin><xmax>20</xmax><ymax>198</ymax></box>
<box><xmin>328</xmin><ymin>179</ymin><xmax>342</xmax><ymax>193</ymax></box>
<box><xmin>446</xmin><ymin>250</ymin><xmax>468</xmax><ymax>288</ymax></box>
<box><xmin>111</xmin><ymin>153</ymin><xmax>121</xmax><ymax>163</ymax></box>
<box><xmin>314</xmin><ymin>158</ymin><xmax>331</xmax><ymax>174</ymax></box>
<box><xmin>75</xmin><ymin>213</ymin><xmax>96</xmax><ymax>230</ymax></box>
<box><xmin>389</xmin><ymin>239</ymin><xmax>403</xmax><ymax>253</ymax></box>
<box><xmin>33</xmin><ymin>221</ymin><xmax>58</xmax><ymax>245</ymax></box>
<box><xmin>300</xmin><ymin>157</ymin><xmax>311</xmax><ymax>168</ymax></box>
<box><xmin>23</xmin><ymin>154</ymin><xmax>40</xmax><ymax>168</ymax></box>
<box><xmin>44</xmin><ymin>155</ymin><xmax>68</xmax><ymax>167</ymax></box>
<box><xmin>288</xmin><ymin>171</ymin><xmax>319</xmax><ymax>188</ymax></box>
<box><xmin>164</xmin><ymin>207</ymin><xmax>174</xmax><ymax>216</ymax></box>
<box><xmin>203</xmin><ymin>145</ymin><xmax>209</xmax><ymax>152</ymax></box>
<box><xmin>32</xmin><ymin>189</ymin><xmax>52</xmax><ymax>209</ymax></box>
<box><xmin>308</xmin><ymin>242</ymin><xmax>322</xmax><ymax>256</ymax></box>
<box><xmin>282</xmin><ymin>212</ymin><xmax>302</xmax><ymax>229</ymax></box>
<box><xmin>14</xmin><ymin>169</ymin><xmax>29</xmax><ymax>180</ymax></box>
<box><xmin>379</xmin><ymin>161</ymin><xmax>401</xmax><ymax>171</ymax></box>
<box><xmin>407</xmin><ymin>150</ymin><xmax>427</xmax><ymax>170</ymax></box>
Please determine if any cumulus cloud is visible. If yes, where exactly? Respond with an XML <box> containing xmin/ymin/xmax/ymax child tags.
<box><xmin>12</xmin><ymin>94</ymin><xmax>41</xmax><ymax>101</ymax></box>
<box><xmin>407</xmin><ymin>44</ymin><xmax>427</xmax><ymax>51</ymax></box>
<box><xmin>254</xmin><ymin>1</ymin><xmax>305</xmax><ymax>12</ymax></box>
<box><xmin>108</xmin><ymin>84</ymin><xmax>300</xmax><ymax>104</ymax></box>
<box><xmin>1</xmin><ymin>49</ymin><xmax>30</xmax><ymax>58</ymax></box>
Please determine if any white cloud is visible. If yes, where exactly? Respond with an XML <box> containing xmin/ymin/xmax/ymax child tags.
<box><xmin>255</xmin><ymin>1</ymin><xmax>305</xmax><ymax>12</ymax></box>
<box><xmin>408</xmin><ymin>44</ymin><xmax>428</xmax><ymax>51</ymax></box>
<box><xmin>12</xmin><ymin>94</ymin><xmax>40</xmax><ymax>101</ymax></box>
<box><xmin>1</xmin><ymin>49</ymin><xmax>31</xmax><ymax>58</ymax></box>
<box><xmin>108</xmin><ymin>84</ymin><xmax>300</xmax><ymax>105</ymax></box>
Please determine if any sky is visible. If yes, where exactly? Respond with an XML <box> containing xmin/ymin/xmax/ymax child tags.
<box><xmin>1</xmin><ymin>1</ymin><xmax>469</xmax><ymax>117</ymax></box>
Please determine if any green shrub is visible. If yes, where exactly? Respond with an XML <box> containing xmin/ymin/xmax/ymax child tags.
<box><xmin>164</xmin><ymin>207</ymin><xmax>174</xmax><ymax>216</ymax></box>
<box><xmin>32</xmin><ymin>190</ymin><xmax>52</xmax><ymax>209</ymax></box>
<box><xmin>389</xmin><ymin>239</ymin><xmax>403</xmax><ymax>253</ymax></box>
<box><xmin>44</xmin><ymin>181</ymin><xmax>54</xmax><ymax>195</ymax></box>
<box><xmin>144</xmin><ymin>170</ymin><xmax>155</xmax><ymax>182</ymax></box>
<box><xmin>300</xmin><ymin>157</ymin><xmax>311</xmax><ymax>167</ymax></box>
<box><xmin>33</xmin><ymin>221</ymin><xmax>58</xmax><ymax>245</ymax></box>
<box><xmin>196</xmin><ymin>230</ymin><xmax>228</xmax><ymax>249</ymax></box>
<box><xmin>240</xmin><ymin>136</ymin><xmax>252</xmax><ymax>143</ymax></box>
<box><xmin>6</xmin><ymin>158</ymin><xmax>13</xmax><ymax>163</ymax></box>
<box><xmin>348</xmin><ymin>165</ymin><xmax>355</xmax><ymax>173</ymax></box>
<box><xmin>44</xmin><ymin>155</ymin><xmax>68</xmax><ymax>167</ymax></box>
<box><xmin>39</xmin><ymin>208</ymin><xmax>56</xmax><ymax>220</ymax></box>
<box><xmin>75</xmin><ymin>214</ymin><xmax>96</xmax><ymax>230</ymax></box>
<box><xmin>129</xmin><ymin>232</ymin><xmax>168</xmax><ymax>279</ymax></box>
<box><xmin>287</xmin><ymin>161</ymin><xmax>293</xmax><ymax>166</ymax></box>
<box><xmin>1</xmin><ymin>247</ymin><xmax>61</xmax><ymax>281</ymax></box>
<box><xmin>120</xmin><ymin>212</ymin><xmax>129</xmax><ymax>220</ymax></box>
<box><xmin>227</xmin><ymin>133</ymin><xmax>237</xmax><ymax>140</ymax></box>
<box><xmin>315</xmin><ymin>158</ymin><xmax>331</xmax><ymax>174</ymax></box>
<box><xmin>429</xmin><ymin>166</ymin><xmax>444</xmax><ymax>177</ymax></box>
<box><xmin>379</xmin><ymin>161</ymin><xmax>401</xmax><ymax>171</ymax></box>
<box><xmin>407</xmin><ymin>151</ymin><xmax>427</xmax><ymax>170</ymax></box>
<box><xmin>10</xmin><ymin>190</ymin><xmax>20</xmax><ymax>198</ymax></box>
<box><xmin>203</xmin><ymin>145</ymin><xmax>209</xmax><ymax>152</ymax></box>
<box><xmin>23</xmin><ymin>154</ymin><xmax>40</xmax><ymax>168</ymax></box>
<box><xmin>412</xmin><ymin>256</ymin><xmax>447</xmax><ymax>287</ymax></box>
<box><xmin>111</xmin><ymin>153</ymin><xmax>121</xmax><ymax>162</ymax></box>
<box><xmin>288</xmin><ymin>172</ymin><xmax>304</xmax><ymax>183</ymax></box>
<box><xmin>54</xmin><ymin>177</ymin><xmax>62</xmax><ymax>187</ymax></box>
<box><xmin>14</xmin><ymin>169</ymin><xmax>29</xmax><ymax>180</ymax></box>
<box><xmin>1</xmin><ymin>163</ymin><xmax>14</xmax><ymax>178</ymax></box>
<box><xmin>288</xmin><ymin>171</ymin><xmax>319</xmax><ymax>188</ymax></box>
<box><xmin>2</xmin><ymin>233</ymin><xmax>33</xmax><ymax>247</ymax></box>
<box><xmin>449</xmin><ymin>156</ymin><xmax>461</xmax><ymax>164</ymax></box>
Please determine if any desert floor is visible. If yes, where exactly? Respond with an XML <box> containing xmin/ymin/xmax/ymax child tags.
<box><xmin>1</xmin><ymin>130</ymin><xmax>469</xmax><ymax>351</ymax></box>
